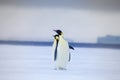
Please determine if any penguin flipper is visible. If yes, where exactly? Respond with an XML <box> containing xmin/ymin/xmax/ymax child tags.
<box><xmin>54</xmin><ymin>50</ymin><xmax>57</xmax><ymax>61</ymax></box>
<box><xmin>69</xmin><ymin>53</ymin><xmax>71</xmax><ymax>62</ymax></box>
<box><xmin>54</xmin><ymin>40</ymin><xmax>59</xmax><ymax>61</ymax></box>
<box><xmin>54</xmin><ymin>44</ymin><xmax>57</xmax><ymax>61</ymax></box>
<box><xmin>69</xmin><ymin>45</ymin><xmax>74</xmax><ymax>50</ymax></box>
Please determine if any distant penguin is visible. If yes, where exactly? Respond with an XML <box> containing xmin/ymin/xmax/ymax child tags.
<box><xmin>52</xmin><ymin>34</ymin><xmax>74</xmax><ymax>62</ymax></box>
<box><xmin>53</xmin><ymin>30</ymin><xmax>74</xmax><ymax>70</ymax></box>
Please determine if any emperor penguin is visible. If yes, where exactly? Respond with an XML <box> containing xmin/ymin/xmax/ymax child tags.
<box><xmin>53</xmin><ymin>30</ymin><xmax>73</xmax><ymax>70</ymax></box>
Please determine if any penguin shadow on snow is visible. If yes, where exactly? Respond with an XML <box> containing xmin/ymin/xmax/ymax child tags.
<box><xmin>52</xmin><ymin>30</ymin><xmax>74</xmax><ymax>70</ymax></box>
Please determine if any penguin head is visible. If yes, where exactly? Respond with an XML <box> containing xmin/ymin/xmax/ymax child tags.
<box><xmin>53</xmin><ymin>30</ymin><xmax>63</xmax><ymax>35</ymax></box>
<box><xmin>53</xmin><ymin>34</ymin><xmax>59</xmax><ymax>40</ymax></box>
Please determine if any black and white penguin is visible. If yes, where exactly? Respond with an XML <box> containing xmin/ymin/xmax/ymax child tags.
<box><xmin>52</xmin><ymin>30</ymin><xmax>74</xmax><ymax>70</ymax></box>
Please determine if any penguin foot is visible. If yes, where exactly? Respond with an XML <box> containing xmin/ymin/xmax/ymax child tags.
<box><xmin>58</xmin><ymin>67</ymin><xmax>66</xmax><ymax>70</ymax></box>
<box><xmin>54</xmin><ymin>67</ymin><xmax>67</xmax><ymax>70</ymax></box>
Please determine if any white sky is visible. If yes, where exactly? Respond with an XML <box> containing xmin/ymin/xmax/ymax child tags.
<box><xmin>0</xmin><ymin>1</ymin><xmax>120</xmax><ymax>43</ymax></box>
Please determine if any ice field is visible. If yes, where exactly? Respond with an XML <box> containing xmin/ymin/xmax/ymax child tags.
<box><xmin>0</xmin><ymin>45</ymin><xmax>120</xmax><ymax>80</ymax></box>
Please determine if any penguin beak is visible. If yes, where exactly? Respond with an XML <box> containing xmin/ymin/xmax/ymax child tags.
<box><xmin>53</xmin><ymin>30</ymin><xmax>57</xmax><ymax>32</ymax></box>
<box><xmin>53</xmin><ymin>30</ymin><xmax>59</xmax><ymax>34</ymax></box>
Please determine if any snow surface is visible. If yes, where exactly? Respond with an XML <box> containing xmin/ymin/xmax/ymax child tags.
<box><xmin>0</xmin><ymin>45</ymin><xmax>120</xmax><ymax>80</ymax></box>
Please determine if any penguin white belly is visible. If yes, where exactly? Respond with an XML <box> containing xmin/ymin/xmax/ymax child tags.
<box><xmin>55</xmin><ymin>40</ymin><xmax>69</xmax><ymax>69</ymax></box>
